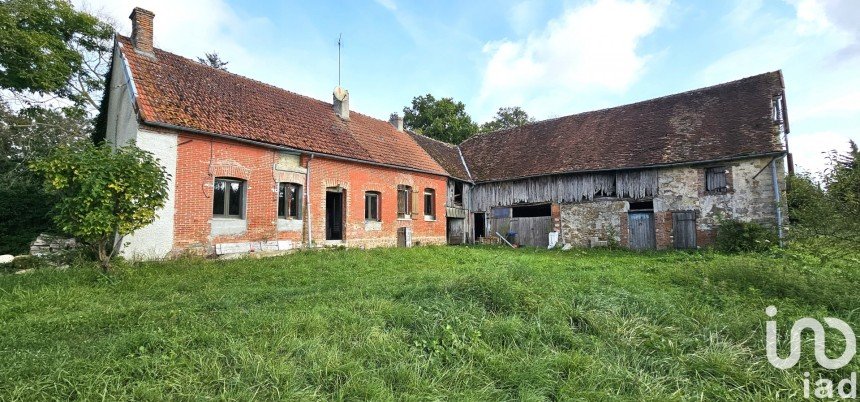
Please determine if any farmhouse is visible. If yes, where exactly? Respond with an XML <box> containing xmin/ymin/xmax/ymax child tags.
<box><xmin>101</xmin><ymin>8</ymin><xmax>790</xmax><ymax>258</ymax></box>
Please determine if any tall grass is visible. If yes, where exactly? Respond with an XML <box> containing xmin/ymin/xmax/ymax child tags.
<box><xmin>0</xmin><ymin>246</ymin><xmax>857</xmax><ymax>400</ymax></box>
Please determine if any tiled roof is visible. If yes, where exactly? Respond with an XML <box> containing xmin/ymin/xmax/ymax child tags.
<box><xmin>116</xmin><ymin>36</ymin><xmax>447</xmax><ymax>176</ymax></box>
<box><xmin>458</xmin><ymin>71</ymin><xmax>787</xmax><ymax>182</ymax></box>
<box><xmin>408</xmin><ymin>132</ymin><xmax>471</xmax><ymax>181</ymax></box>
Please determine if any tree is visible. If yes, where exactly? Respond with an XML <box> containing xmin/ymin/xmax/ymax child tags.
<box><xmin>30</xmin><ymin>144</ymin><xmax>169</xmax><ymax>271</ymax></box>
<box><xmin>402</xmin><ymin>94</ymin><xmax>478</xmax><ymax>144</ymax></box>
<box><xmin>0</xmin><ymin>0</ymin><xmax>114</xmax><ymax>112</ymax></box>
<box><xmin>197</xmin><ymin>52</ymin><xmax>229</xmax><ymax>71</ymax></box>
<box><xmin>479</xmin><ymin>106</ymin><xmax>535</xmax><ymax>132</ymax></box>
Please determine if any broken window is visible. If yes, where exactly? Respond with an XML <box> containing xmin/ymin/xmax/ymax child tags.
<box><xmin>772</xmin><ymin>95</ymin><xmax>784</xmax><ymax>123</ymax></box>
<box><xmin>424</xmin><ymin>188</ymin><xmax>436</xmax><ymax>220</ymax></box>
<box><xmin>705</xmin><ymin>167</ymin><xmax>728</xmax><ymax>193</ymax></box>
<box><xmin>365</xmin><ymin>191</ymin><xmax>380</xmax><ymax>222</ymax></box>
<box><xmin>512</xmin><ymin>203</ymin><xmax>551</xmax><ymax>217</ymax></box>
<box><xmin>213</xmin><ymin>178</ymin><xmax>244</xmax><ymax>218</ymax></box>
<box><xmin>397</xmin><ymin>185</ymin><xmax>412</xmax><ymax>219</ymax></box>
<box><xmin>278</xmin><ymin>183</ymin><xmax>302</xmax><ymax>219</ymax></box>
<box><xmin>453</xmin><ymin>181</ymin><xmax>463</xmax><ymax>206</ymax></box>
<box><xmin>629</xmin><ymin>200</ymin><xmax>654</xmax><ymax>211</ymax></box>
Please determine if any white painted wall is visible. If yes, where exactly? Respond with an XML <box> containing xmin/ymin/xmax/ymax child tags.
<box><xmin>105</xmin><ymin>42</ymin><xmax>178</xmax><ymax>259</ymax></box>
<box><xmin>121</xmin><ymin>129</ymin><xmax>177</xmax><ymax>259</ymax></box>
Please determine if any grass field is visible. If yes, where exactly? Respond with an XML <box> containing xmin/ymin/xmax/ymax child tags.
<box><xmin>1</xmin><ymin>246</ymin><xmax>858</xmax><ymax>400</ymax></box>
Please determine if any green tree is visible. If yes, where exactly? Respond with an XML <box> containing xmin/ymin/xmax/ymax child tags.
<box><xmin>0</xmin><ymin>0</ymin><xmax>114</xmax><ymax>112</ymax></box>
<box><xmin>402</xmin><ymin>94</ymin><xmax>478</xmax><ymax>144</ymax></box>
<box><xmin>479</xmin><ymin>106</ymin><xmax>535</xmax><ymax>132</ymax></box>
<box><xmin>30</xmin><ymin>144</ymin><xmax>169</xmax><ymax>271</ymax></box>
<box><xmin>197</xmin><ymin>52</ymin><xmax>229</xmax><ymax>71</ymax></box>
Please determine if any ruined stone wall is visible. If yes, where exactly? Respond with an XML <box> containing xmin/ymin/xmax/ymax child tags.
<box><xmin>655</xmin><ymin>156</ymin><xmax>784</xmax><ymax>244</ymax></box>
<box><xmin>559</xmin><ymin>200</ymin><xmax>628</xmax><ymax>247</ymax></box>
<box><xmin>557</xmin><ymin>156</ymin><xmax>785</xmax><ymax>249</ymax></box>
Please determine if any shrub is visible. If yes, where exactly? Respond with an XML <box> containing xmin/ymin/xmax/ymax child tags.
<box><xmin>714</xmin><ymin>219</ymin><xmax>777</xmax><ymax>253</ymax></box>
<box><xmin>30</xmin><ymin>143</ymin><xmax>169</xmax><ymax>272</ymax></box>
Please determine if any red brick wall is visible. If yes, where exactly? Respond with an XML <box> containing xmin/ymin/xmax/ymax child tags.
<box><xmin>173</xmin><ymin>132</ymin><xmax>446</xmax><ymax>253</ymax></box>
<box><xmin>305</xmin><ymin>156</ymin><xmax>447</xmax><ymax>247</ymax></box>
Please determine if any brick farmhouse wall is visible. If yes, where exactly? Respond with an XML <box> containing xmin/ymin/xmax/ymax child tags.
<box><xmin>171</xmin><ymin>130</ymin><xmax>446</xmax><ymax>254</ymax></box>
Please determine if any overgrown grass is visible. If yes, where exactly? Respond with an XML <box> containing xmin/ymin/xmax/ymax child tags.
<box><xmin>1</xmin><ymin>246</ymin><xmax>858</xmax><ymax>400</ymax></box>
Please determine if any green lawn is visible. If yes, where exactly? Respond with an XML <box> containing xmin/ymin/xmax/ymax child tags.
<box><xmin>1</xmin><ymin>246</ymin><xmax>858</xmax><ymax>400</ymax></box>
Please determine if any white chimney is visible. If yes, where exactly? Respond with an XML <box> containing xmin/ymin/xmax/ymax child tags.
<box><xmin>389</xmin><ymin>113</ymin><xmax>403</xmax><ymax>131</ymax></box>
<box><xmin>333</xmin><ymin>87</ymin><xmax>349</xmax><ymax>121</ymax></box>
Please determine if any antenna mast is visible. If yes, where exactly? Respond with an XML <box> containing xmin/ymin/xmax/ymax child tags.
<box><xmin>337</xmin><ymin>33</ymin><xmax>342</xmax><ymax>86</ymax></box>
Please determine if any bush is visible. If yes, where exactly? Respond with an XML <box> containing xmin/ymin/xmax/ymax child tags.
<box><xmin>714</xmin><ymin>219</ymin><xmax>777</xmax><ymax>253</ymax></box>
<box><xmin>0</xmin><ymin>168</ymin><xmax>56</xmax><ymax>255</ymax></box>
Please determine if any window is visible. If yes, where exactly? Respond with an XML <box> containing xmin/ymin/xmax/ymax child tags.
<box><xmin>397</xmin><ymin>185</ymin><xmax>412</xmax><ymax>219</ymax></box>
<box><xmin>365</xmin><ymin>191</ymin><xmax>380</xmax><ymax>221</ymax></box>
<box><xmin>453</xmin><ymin>181</ymin><xmax>463</xmax><ymax>206</ymax></box>
<box><xmin>424</xmin><ymin>189</ymin><xmax>435</xmax><ymax>219</ymax></box>
<box><xmin>772</xmin><ymin>95</ymin><xmax>784</xmax><ymax>123</ymax></box>
<box><xmin>705</xmin><ymin>166</ymin><xmax>728</xmax><ymax>193</ymax></box>
<box><xmin>278</xmin><ymin>183</ymin><xmax>302</xmax><ymax>219</ymax></box>
<box><xmin>213</xmin><ymin>178</ymin><xmax>244</xmax><ymax>218</ymax></box>
<box><xmin>511</xmin><ymin>203</ymin><xmax>550</xmax><ymax>217</ymax></box>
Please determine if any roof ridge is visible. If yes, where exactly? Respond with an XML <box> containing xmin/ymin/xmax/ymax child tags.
<box><xmin>461</xmin><ymin>70</ymin><xmax>782</xmax><ymax>146</ymax></box>
<box><xmin>408</xmin><ymin>130</ymin><xmax>460</xmax><ymax>148</ymax></box>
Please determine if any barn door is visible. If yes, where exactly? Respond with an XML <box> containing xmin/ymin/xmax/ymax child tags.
<box><xmin>628</xmin><ymin>212</ymin><xmax>656</xmax><ymax>250</ymax></box>
<box><xmin>672</xmin><ymin>211</ymin><xmax>697</xmax><ymax>249</ymax></box>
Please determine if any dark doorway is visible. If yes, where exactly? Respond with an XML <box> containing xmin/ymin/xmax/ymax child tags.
<box><xmin>628</xmin><ymin>211</ymin><xmax>656</xmax><ymax>250</ymax></box>
<box><xmin>474</xmin><ymin>213</ymin><xmax>486</xmax><ymax>239</ymax></box>
<box><xmin>325</xmin><ymin>191</ymin><xmax>344</xmax><ymax>241</ymax></box>
<box><xmin>672</xmin><ymin>211</ymin><xmax>697</xmax><ymax>249</ymax></box>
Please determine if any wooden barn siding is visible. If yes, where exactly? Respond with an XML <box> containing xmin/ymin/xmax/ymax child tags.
<box><xmin>471</xmin><ymin>170</ymin><xmax>659</xmax><ymax>211</ymax></box>
<box><xmin>446</xmin><ymin>180</ymin><xmax>474</xmax><ymax>243</ymax></box>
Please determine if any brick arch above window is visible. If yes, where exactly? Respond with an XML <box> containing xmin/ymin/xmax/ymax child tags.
<box><xmin>211</xmin><ymin>163</ymin><xmax>251</xmax><ymax>181</ymax></box>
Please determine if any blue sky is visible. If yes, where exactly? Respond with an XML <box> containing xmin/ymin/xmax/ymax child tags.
<box><xmin>78</xmin><ymin>0</ymin><xmax>860</xmax><ymax>175</ymax></box>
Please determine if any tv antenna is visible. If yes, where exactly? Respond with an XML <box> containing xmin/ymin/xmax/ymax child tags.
<box><xmin>337</xmin><ymin>33</ymin><xmax>343</xmax><ymax>86</ymax></box>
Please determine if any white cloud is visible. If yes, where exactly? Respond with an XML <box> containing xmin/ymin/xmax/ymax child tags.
<box><xmin>374</xmin><ymin>0</ymin><xmax>397</xmax><ymax>11</ymax></box>
<box><xmin>698</xmin><ymin>0</ymin><xmax>860</xmax><ymax>175</ymax></box>
<box><xmin>476</xmin><ymin>0</ymin><xmax>668</xmax><ymax>120</ymax></box>
<box><xmin>789</xmin><ymin>131</ymin><xmax>854</xmax><ymax>176</ymax></box>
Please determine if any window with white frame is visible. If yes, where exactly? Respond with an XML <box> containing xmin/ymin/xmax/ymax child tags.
<box><xmin>278</xmin><ymin>183</ymin><xmax>302</xmax><ymax>219</ymax></box>
<box><xmin>397</xmin><ymin>185</ymin><xmax>412</xmax><ymax>219</ymax></box>
<box><xmin>424</xmin><ymin>188</ymin><xmax>435</xmax><ymax>220</ymax></box>
<box><xmin>365</xmin><ymin>191</ymin><xmax>380</xmax><ymax>222</ymax></box>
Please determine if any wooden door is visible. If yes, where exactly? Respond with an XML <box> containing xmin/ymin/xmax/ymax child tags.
<box><xmin>510</xmin><ymin>216</ymin><xmax>553</xmax><ymax>247</ymax></box>
<box><xmin>628</xmin><ymin>212</ymin><xmax>656</xmax><ymax>250</ymax></box>
<box><xmin>672</xmin><ymin>211</ymin><xmax>697</xmax><ymax>249</ymax></box>
<box><xmin>447</xmin><ymin>218</ymin><xmax>464</xmax><ymax>245</ymax></box>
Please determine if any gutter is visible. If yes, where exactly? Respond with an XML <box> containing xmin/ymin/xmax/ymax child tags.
<box><xmin>305</xmin><ymin>154</ymin><xmax>314</xmax><ymax>247</ymax></box>
<box><xmin>140</xmin><ymin>120</ymin><xmax>450</xmax><ymax>178</ymax></box>
<box><xmin>770</xmin><ymin>157</ymin><xmax>785</xmax><ymax>247</ymax></box>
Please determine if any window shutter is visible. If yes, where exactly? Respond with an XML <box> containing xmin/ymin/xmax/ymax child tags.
<box><xmin>411</xmin><ymin>189</ymin><xmax>419</xmax><ymax>218</ymax></box>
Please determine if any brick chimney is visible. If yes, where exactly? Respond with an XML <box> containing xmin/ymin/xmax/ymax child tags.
<box><xmin>129</xmin><ymin>7</ymin><xmax>155</xmax><ymax>55</ymax></box>
<box><xmin>389</xmin><ymin>113</ymin><xmax>403</xmax><ymax>131</ymax></box>
<box><xmin>333</xmin><ymin>86</ymin><xmax>349</xmax><ymax>121</ymax></box>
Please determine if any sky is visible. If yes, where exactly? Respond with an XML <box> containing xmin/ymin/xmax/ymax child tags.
<box><xmin>74</xmin><ymin>0</ymin><xmax>860</xmax><ymax>176</ymax></box>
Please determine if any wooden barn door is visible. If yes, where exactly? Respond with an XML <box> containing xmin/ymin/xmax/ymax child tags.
<box><xmin>628</xmin><ymin>212</ymin><xmax>656</xmax><ymax>250</ymax></box>
<box><xmin>510</xmin><ymin>217</ymin><xmax>553</xmax><ymax>247</ymax></box>
<box><xmin>672</xmin><ymin>211</ymin><xmax>697</xmax><ymax>249</ymax></box>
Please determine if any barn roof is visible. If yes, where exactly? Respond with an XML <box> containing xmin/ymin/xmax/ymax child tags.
<box><xmin>458</xmin><ymin>71</ymin><xmax>787</xmax><ymax>182</ymax></box>
<box><xmin>407</xmin><ymin>132</ymin><xmax>472</xmax><ymax>181</ymax></box>
<box><xmin>114</xmin><ymin>35</ymin><xmax>448</xmax><ymax>176</ymax></box>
